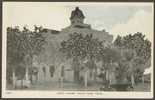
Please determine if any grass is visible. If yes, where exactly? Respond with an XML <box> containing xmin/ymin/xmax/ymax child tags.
<box><xmin>6</xmin><ymin>80</ymin><xmax>151</xmax><ymax>91</ymax></box>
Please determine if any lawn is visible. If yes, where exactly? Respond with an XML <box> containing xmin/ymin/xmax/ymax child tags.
<box><xmin>6</xmin><ymin>80</ymin><xmax>151</xmax><ymax>91</ymax></box>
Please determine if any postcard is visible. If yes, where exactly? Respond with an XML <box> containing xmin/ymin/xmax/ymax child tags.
<box><xmin>1</xmin><ymin>2</ymin><xmax>154</xmax><ymax>98</ymax></box>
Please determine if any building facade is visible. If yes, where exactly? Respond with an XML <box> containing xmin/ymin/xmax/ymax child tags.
<box><xmin>36</xmin><ymin>7</ymin><xmax>113</xmax><ymax>83</ymax></box>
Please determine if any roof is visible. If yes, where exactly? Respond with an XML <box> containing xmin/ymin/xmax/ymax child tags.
<box><xmin>50</xmin><ymin>30</ymin><xmax>60</xmax><ymax>34</ymax></box>
<box><xmin>42</xmin><ymin>28</ymin><xmax>60</xmax><ymax>34</ymax></box>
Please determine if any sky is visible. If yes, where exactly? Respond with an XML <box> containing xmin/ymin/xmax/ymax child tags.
<box><xmin>3</xmin><ymin>2</ymin><xmax>154</xmax><ymax>41</ymax></box>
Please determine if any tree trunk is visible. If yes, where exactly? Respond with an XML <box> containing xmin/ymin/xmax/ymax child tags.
<box><xmin>130</xmin><ymin>61</ymin><xmax>135</xmax><ymax>87</ymax></box>
<box><xmin>25</xmin><ymin>54</ymin><xmax>33</xmax><ymax>84</ymax></box>
<box><xmin>106</xmin><ymin>70</ymin><xmax>109</xmax><ymax>81</ymax></box>
<box><xmin>73</xmin><ymin>58</ymin><xmax>80</xmax><ymax>83</ymax></box>
<box><xmin>30</xmin><ymin>55</ymin><xmax>33</xmax><ymax>84</ymax></box>
<box><xmin>74</xmin><ymin>70</ymin><xmax>80</xmax><ymax>82</ymax></box>
<box><xmin>21</xmin><ymin>79</ymin><xmax>23</xmax><ymax>88</ymax></box>
<box><xmin>105</xmin><ymin>70</ymin><xmax>110</xmax><ymax>87</ymax></box>
<box><xmin>93</xmin><ymin>68</ymin><xmax>97</xmax><ymax>81</ymax></box>
<box><xmin>131</xmin><ymin>74</ymin><xmax>135</xmax><ymax>87</ymax></box>
<box><xmin>25</xmin><ymin>67</ymin><xmax>29</xmax><ymax>81</ymax></box>
<box><xmin>84</xmin><ymin>71</ymin><xmax>88</xmax><ymax>87</ymax></box>
<box><xmin>142</xmin><ymin>76</ymin><xmax>144</xmax><ymax>83</ymax></box>
<box><xmin>30</xmin><ymin>74</ymin><xmax>33</xmax><ymax>84</ymax></box>
<box><xmin>12</xmin><ymin>69</ymin><xmax>16</xmax><ymax>89</ymax></box>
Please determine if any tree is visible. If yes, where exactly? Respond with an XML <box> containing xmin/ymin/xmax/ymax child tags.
<box><xmin>24</xmin><ymin>26</ymin><xmax>46</xmax><ymax>84</ymax></box>
<box><xmin>114</xmin><ymin>32</ymin><xmax>151</xmax><ymax>85</ymax></box>
<box><xmin>99</xmin><ymin>46</ymin><xmax>122</xmax><ymax>86</ymax></box>
<box><xmin>7</xmin><ymin>26</ymin><xmax>46</xmax><ymax>87</ymax></box>
<box><xmin>122</xmin><ymin>49</ymin><xmax>136</xmax><ymax>86</ymax></box>
<box><xmin>7</xmin><ymin>26</ymin><xmax>25</xmax><ymax>86</ymax></box>
<box><xmin>59</xmin><ymin>32</ymin><xmax>103</xmax><ymax>83</ymax></box>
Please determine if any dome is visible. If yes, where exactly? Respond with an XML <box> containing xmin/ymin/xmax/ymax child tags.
<box><xmin>70</xmin><ymin>7</ymin><xmax>85</xmax><ymax>19</ymax></box>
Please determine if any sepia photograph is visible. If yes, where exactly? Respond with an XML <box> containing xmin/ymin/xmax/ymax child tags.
<box><xmin>1</xmin><ymin>2</ymin><xmax>154</xmax><ymax>98</ymax></box>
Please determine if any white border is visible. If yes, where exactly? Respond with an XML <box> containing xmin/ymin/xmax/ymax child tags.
<box><xmin>2</xmin><ymin>2</ymin><xmax>154</xmax><ymax>98</ymax></box>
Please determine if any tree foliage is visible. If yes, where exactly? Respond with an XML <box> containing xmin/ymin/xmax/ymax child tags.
<box><xmin>114</xmin><ymin>32</ymin><xmax>151</xmax><ymax>62</ymax></box>
<box><xmin>100</xmin><ymin>47</ymin><xmax>121</xmax><ymax>64</ymax></box>
<box><xmin>60</xmin><ymin>32</ymin><xmax>103</xmax><ymax>61</ymax></box>
<box><xmin>7</xmin><ymin>26</ymin><xmax>46</xmax><ymax>79</ymax></box>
